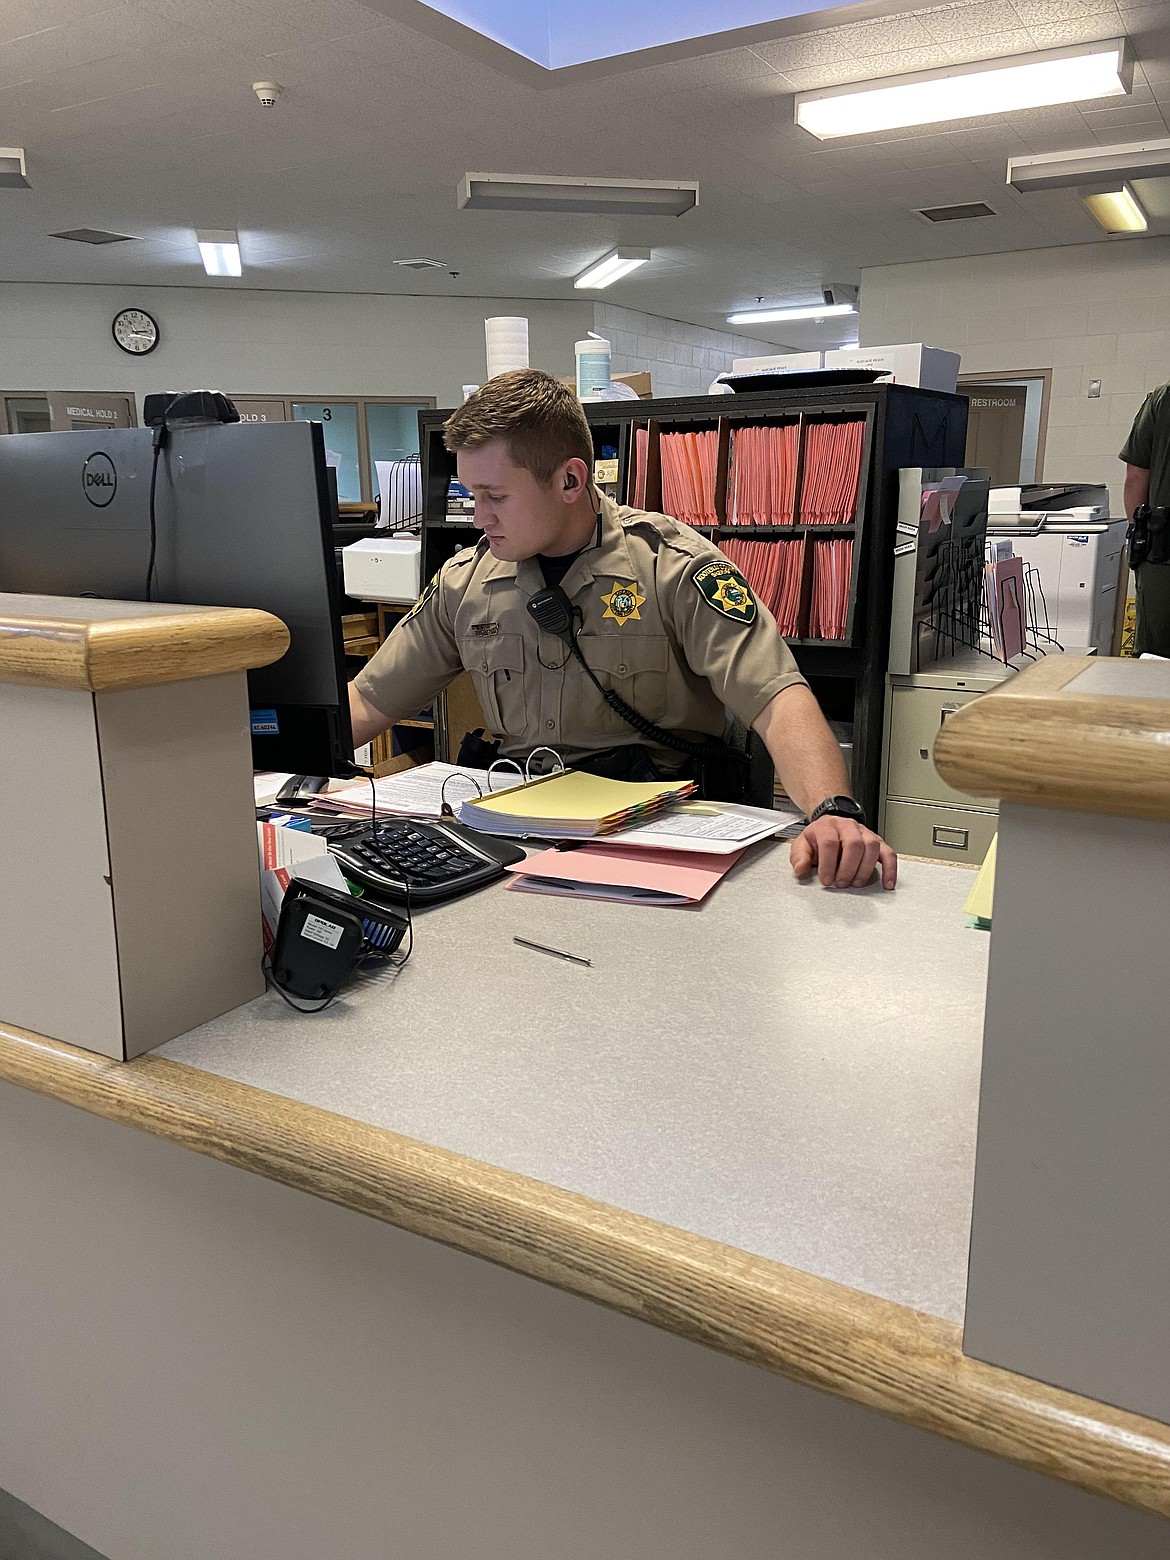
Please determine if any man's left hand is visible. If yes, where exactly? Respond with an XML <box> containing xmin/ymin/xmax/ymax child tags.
<box><xmin>790</xmin><ymin>815</ymin><xmax>898</xmax><ymax>890</ymax></box>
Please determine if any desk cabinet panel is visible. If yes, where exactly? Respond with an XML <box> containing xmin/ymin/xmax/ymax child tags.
<box><xmin>884</xmin><ymin>799</ymin><xmax>996</xmax><ymax>865</ymax></box>
<box><xmin>887</xmin><ymin>687</ymin><xmax>997</xmax><ymax>810</ymax></box>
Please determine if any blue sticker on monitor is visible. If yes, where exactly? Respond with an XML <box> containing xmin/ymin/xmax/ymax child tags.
<box><xmin>251</xmin><ymin>708</ymin><xmax>280</xmax><ymax>735</ymax></box>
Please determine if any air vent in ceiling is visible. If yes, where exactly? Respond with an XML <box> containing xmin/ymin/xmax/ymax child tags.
<box><xmin>393</xmin><ymin>257</ymin><xmax>446</xmax><ymax>270</ymax></box>
<box><xmin>916</xmin><ymin>202</ymin><xmax>996</xmax><ymax>223</ymax></box>
<box><xmin>51</xmin><ymin>228</ymin><xmax>138</xmax><ymax>245</ymax></box>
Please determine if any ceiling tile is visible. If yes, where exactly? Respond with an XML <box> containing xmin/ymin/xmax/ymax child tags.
<box><xmin>920</xmin><ymin>2</ymin><xmax>1026</xmax><ymax>44</ymax></box>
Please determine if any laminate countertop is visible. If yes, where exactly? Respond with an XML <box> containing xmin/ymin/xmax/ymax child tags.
<box><xmin>4</xmin><ymin>847</ymin><xmax>1170</xmax><ymax>1518</ymax></box>
<box><xmin>163</xmin><ymin>847</ymin><xmax>985</xmax><ymax>1324</ymax></box>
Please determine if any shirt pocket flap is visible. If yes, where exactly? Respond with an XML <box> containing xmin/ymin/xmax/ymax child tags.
<box><xmin>579</xmin><ymin>634</ymin><xmax>669</xmax><ymax>678</ymax></box>
<box><xmin>459</xmin><ymin>633</ymin><xmax>526</xmax><ymax>675</ymax></box>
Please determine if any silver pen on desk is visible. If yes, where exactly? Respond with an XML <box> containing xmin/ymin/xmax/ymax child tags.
<box><xmin>513</xmin><ymin>936</ymin><xmax>592</xmax><ymax>968</ymax></box>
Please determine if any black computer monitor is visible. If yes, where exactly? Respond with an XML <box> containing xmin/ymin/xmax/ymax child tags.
<box><xmin>0</xmin><ymin>419</ymin><xmax>355</xmax><ymax>775</ymax></box>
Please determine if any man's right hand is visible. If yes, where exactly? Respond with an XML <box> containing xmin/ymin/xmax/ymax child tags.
<box><xmin>348</xmin><ymin>681</ymin><xmax>392</xmax><ymax>749</ymax></box>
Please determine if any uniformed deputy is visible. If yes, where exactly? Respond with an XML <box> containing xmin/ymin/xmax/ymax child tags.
<box><xmin>1121</xmin><ymin>379</ymin><xmax>1170</xmax><ymax>657</ymax></box>
<box><xmin>351</xmin><ymin>370</ymin><xmax>897</xmax><ymax>890</ymax></box>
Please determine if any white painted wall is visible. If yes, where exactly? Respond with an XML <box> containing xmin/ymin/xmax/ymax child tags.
<box><xmin>0</xmin><ymin>283</ymin><xmax>789</xmax><ymax>415</ymax></box>
<box><xmin>0</xmin><ymin>283</ymin><xmax>597</xmax><ymax>409</ymax></box>
<box><xmin>595</xmin><ymin>304</ymin><xmax>785</xmax><ymax>400</ymax></box>
<box><xmin>860</xmin><ymin>238</ymin><xmax>1170</xmax><ymax>514</ymax></box>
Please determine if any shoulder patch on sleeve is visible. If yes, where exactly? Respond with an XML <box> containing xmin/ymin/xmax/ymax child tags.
<box><xmin>403</xmin><ymin>569</ymin><xmax>440</xmax><ymax>623</ymax></box>
<box><xmin>691</xmin><ymin>560</ymin><xmax>757</xmax><ymax>625</ymax></box>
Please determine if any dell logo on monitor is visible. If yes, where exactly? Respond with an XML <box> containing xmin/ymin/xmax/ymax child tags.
<box><xmin>82</xmin><ymin>451</ymin><xmax>117</xmax><ymax>507</ymax></box>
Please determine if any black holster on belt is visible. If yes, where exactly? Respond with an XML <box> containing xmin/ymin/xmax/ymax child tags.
<box><xmin>1129</xmin><ymin>505</ymin><xmax>1170</xmax><ymax>569</ymax></box>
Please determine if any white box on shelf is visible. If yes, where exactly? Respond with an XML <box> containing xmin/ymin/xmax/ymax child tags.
<box><xmin>342</xmin><ymin>537</ymin><xmax>422</xmax><ymax>604</ymax></box>
<box><xmin>825</xmin><ymin>344</ymin><xmax>960</xmax><ymax>393</ymax></box>
<box><xmin>731</xmin><ymin>351</ymin><xmax>824</xmax><ymax>373</ymax></box>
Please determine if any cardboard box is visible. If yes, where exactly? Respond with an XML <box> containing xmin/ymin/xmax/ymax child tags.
<box><xmin>824</xmin><ymin>343</ymin><xmax>960</xmax><ymax>393</ymax></box>
<box><xmin>614</xmin><ymin>370</ymin><xmax>653</xmax><ymax>398</ymax></box>
<box><xmin>559</xmin><ymin>371</ymin><xmax>653</xmax><ymax>399</ymax></box>
<box><xmin>730</xmin><ymin>351</ymin><xmax>824</xmax><ymax>373</ymax></box>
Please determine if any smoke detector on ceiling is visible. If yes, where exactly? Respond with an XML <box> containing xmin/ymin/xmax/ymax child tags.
<box><xmin>253</xmin><ymin>81</ymin><xmax>283</xmax><ymax>106</ymax></box>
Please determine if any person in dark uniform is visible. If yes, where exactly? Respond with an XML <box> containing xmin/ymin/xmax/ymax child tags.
<box><xmin>1121</xmin><ymin>381</ymin><xmax>1170</xmax><ymax>657</ymax></box>
<box><xmin>351</xmin><ymin>371</ymin><xmax>896</xmax><ymax>890</ymax></box>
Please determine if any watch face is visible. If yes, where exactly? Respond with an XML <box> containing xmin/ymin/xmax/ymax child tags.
<box><xmin>112</xmin><ymin>308</ymin><xmax>159</xmax><ymax>355</ymax></box>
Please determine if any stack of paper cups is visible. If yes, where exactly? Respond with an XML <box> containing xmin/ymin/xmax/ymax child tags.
<box><xmin>484</xmin><ymin>317</ymin><xmax>529</xmax><ymax>381</ymax></box>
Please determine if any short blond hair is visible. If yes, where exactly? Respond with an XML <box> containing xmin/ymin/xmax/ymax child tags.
<box><xmin>443</xmin><ymin>369</ymin><xmax>593</xmax><ymax>485</ymax></box>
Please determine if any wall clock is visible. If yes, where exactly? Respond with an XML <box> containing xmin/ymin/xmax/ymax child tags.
<box><xmin>112</xmin><ymin>307</ymin><xmax>160</xmax><ymax>356</ymax></box>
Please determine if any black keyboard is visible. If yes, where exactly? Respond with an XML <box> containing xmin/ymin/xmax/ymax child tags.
<box><xmin>328</xmin><ymin>818</ymin><xmax>523</xmax><ymax>906</ymax></box>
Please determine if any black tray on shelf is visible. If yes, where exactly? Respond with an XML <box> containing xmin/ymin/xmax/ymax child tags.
<box><xmin>720</xmin><ymin>368</ymin><xmax>886</xmax><ymax>393</ymax></box>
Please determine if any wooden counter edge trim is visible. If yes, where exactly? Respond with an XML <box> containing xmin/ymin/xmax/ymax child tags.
<box><xmin>0</xmin><ymin>608</ymin><xmax>290</xmax><ymax>691</ymax></box>
<box><xmin>936</xmin><ymin>687</ymin><xmax>1170</xmax><ymax>825</ymax></box>
<box><xmin>1</xmin><ymin>1023</ymin><xmax>1168</xmax><ymax>1521</ymax></box>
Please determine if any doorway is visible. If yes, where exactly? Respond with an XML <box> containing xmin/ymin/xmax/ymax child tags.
<box><xmin>958</xmin><ymin>371</ymin><xmax>1051</xmax><ymax>485</ymax></box>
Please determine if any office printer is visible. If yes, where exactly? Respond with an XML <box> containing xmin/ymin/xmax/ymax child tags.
<box><xmin>987</xmin><ymin>483</ymin><xmax>1110</xmax><ymax>525</ymax></box>
<box><xmin>986</xmin><ymin>483</ymin><xmax>1123</xmax><ymax>653</ymax></box>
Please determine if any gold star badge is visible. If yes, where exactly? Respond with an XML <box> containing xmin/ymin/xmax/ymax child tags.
<box><xmin>600</xmin><ymin>579</ymin><xmax>646</xmax><ymax>625</ymax></box>
<box><xmin>712</xmin><ymin>575</ymin><xmax>753</xmax><ymax>615</ymax></box>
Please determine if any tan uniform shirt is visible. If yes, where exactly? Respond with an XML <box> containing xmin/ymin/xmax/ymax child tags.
<box><xmin>354</xmin><ymin>495</ymin><xmax>807</xmax><ymax>767</ymax></box>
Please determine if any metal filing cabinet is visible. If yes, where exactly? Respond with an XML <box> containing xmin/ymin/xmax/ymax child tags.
<box><xmin>879</xmin><ymin>652</ymin><xmax>1009</xmax><ymax>865</ymax></box>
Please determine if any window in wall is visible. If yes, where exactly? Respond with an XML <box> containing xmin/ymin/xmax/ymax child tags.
<box><xmin>230</xmin><ymin>396</ymin><xmax>435</xmax><ymax>504</ymax></box>
<box><xmin>3</xmin><ymin>396</ymin><xmax>51</xmax><ymax>433</ymax></box>
<box><xmin>366</xmin><ymin>401</ymin><xmax>429</xmax><ymax>499</ymax></box>
<box><xmin>293</xmin><ymin>402</ymin><xmax>363</xmax><ymax>502</ymax></box>
<box><xmin>2</xmin><ymin>392</ymin><xmax>136</xmax><ymax>433</ymax></box>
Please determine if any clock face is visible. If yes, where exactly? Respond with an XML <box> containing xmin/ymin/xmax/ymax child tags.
<box><xmin>112</xmin><ymin>308</ymin><xmax>159</xmax><ymax>356</ymax></box>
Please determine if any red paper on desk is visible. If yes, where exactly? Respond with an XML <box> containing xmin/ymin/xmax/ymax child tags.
<box><xmin>506</xmin><ymin>844</ymin><xmax>748</xmax><ymax>906</ymax></box>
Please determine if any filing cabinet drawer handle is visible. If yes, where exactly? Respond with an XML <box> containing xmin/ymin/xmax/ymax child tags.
<box><xmin>939</xmin><ymin>704</ymin><xmax>961</xmax><ymax>724</ymax></box>
<box><xmin>932</xmin><ymin>824</ymin><xmax>970</xmax><ymax>850</ymax></box>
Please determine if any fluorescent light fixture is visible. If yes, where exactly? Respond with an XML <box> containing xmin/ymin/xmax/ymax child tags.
<box><xmin>0</xmin><ymin>147</ymin><xmax>30</xmax><ymax>188</ymax></box>
<box><xmin>795</xmin><ymin>38</ymin><xmax>1130</xmax><ymax>140</ymax></box>
<box><xmin>1008</xmin><ymin>137</ymin><xmax>1170</xmax><ymax>192</ymax></box>
<box><xmin>574</xmin><ymin>247</ymin><xmax>651</xmax><ymax>289</ymax></box>
<box><xmin>1081</xmin><ymin>184</ymin><xmax>1148</xmax><ymax>234</ymax></box>
<box><xmin>196</xmin><ymin>228</ymin><xmax>242</xmax><ymax>277</ymax></box>
<box><xmin>459</xmin><ymin>173</ymin><xmax>697</xmax><ymax>216</ymax></box>
<box><xmin>727</xmin><ymin>302</ymin><xmax>857</xmax><ymax>326</ymax></box>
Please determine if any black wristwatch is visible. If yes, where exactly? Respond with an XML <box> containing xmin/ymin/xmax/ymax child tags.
<box><xmin>807</xmin><ymin>794</ymin><xmax>867</xmax><ymax>828</ymax></box>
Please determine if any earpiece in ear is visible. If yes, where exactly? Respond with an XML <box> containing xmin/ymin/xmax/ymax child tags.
<box><xmin>564</xmin><ymin>473</ymin><xmax>577</xmax><ymax>490</ymax></box>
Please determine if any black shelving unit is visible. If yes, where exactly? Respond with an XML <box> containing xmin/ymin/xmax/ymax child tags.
<box><xmin>418</xmin><ymin>383</ymin><xmax>967</xmax><ymax>820</ymax></box>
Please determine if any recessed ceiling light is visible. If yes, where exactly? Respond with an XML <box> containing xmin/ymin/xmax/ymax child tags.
<box><xmin>1007</xmin><ymin>137</ymin><xmax>1170</xmax><ymax>191</ymax></box>
<box><xmin>393</xmin><ymin>257</ymin><xmax>447</xmax><ymax>270</ymax></box>
<box><xmin>196</xmin><ymin>228</ymin><xmax>242</xmax><ymax>278</ymax></box>
<box><xmin>0</xmin><ymin>148</ymin><xmax>31</xmax><ymax>189</ymax></box>
<box><xmin>574</xmin><ymin>247</ymin><xmax>651</xmax><ymax>289</ymax></box>
<box><xmin>52</xmin><ymin>227</ymin><xmax>139</xmax><ymax>245</ymax></box>
<box><xmin>1081</xmin><ymin>184</ymin><xmax>1148</xmax><ymax>234</ymax></box>
<box><xmin>727</xmin><ymin>302</ymin><xmax>857</xmax><ymax>326</ymax></box>
<box><xmin>795</xmin><ymin>38</ymin><xmax>1130</xmax><ymax>140</ymax></box>
<box><xmin>459</xmin><ymin>173</ymin><xmax>698</xmax><ymax>216</ymax></box>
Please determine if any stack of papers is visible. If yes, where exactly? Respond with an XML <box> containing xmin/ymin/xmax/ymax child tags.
<box><xmin>730</xmin><ymin>423</ymin><xmax>799</xmax><ymax>524</ymax></box>
<box><xmin>800</xmin><ymin>419</ymin><xmax>864</xmax><ymax>525</ymax></box>
<box><xmin>311</xmin><ymin>761</ymin><xmax>526</xmax><ymax>820</ymax></box>
<box><xmin>609</xmin><ymin>800</ymin><xmax>801</xmax><ymax>853</ymax></box>
<box><xmin>964</xmin><ymin>834</ymin><xmax>997</xmax><ymax>930</ymax></box>
<box><xmin>720</xmin><ymin>536</ymin><xmax>803</xmax><ymax>636</ymax></box>
<box><xmin>659</xmin><ymin>429</ymin><xmax>720</xmax><ymax>526</ymax></box>
<box><xmin>808</xmin><ymin>538</ymin><xmax>853</xmax><ymax>641</ymax></box>
<box><xmin>458</xmin><ymin>770</ymin><xmax>696</xmax><ymax>839</ymax></box>
<box><xmin>507</xmin><ymin>844</ymin><xmax>747</xmax><ymax>906</ymax></box>
<box><xmin>632</xmin><ymin>426</ymin><xmax>649</xmax><ymax>509</ymax></box>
